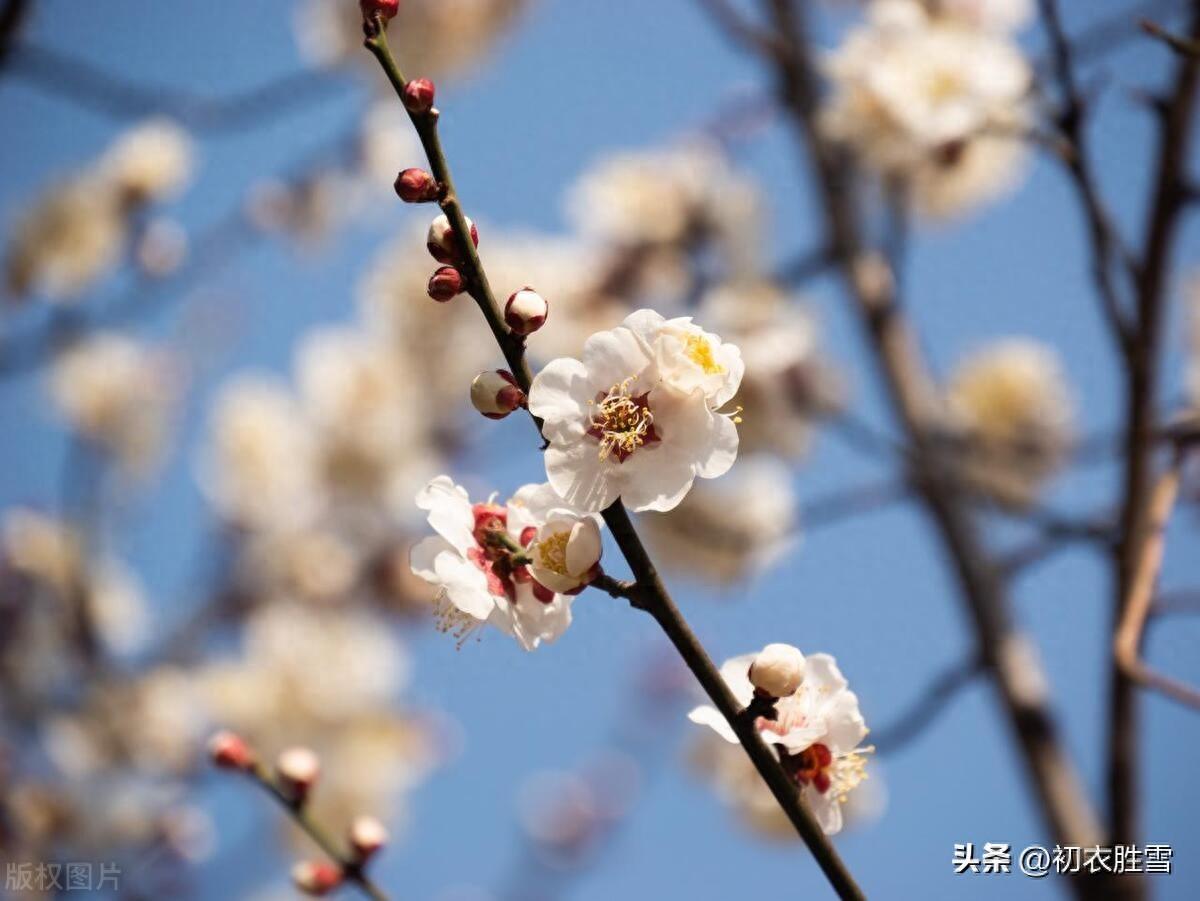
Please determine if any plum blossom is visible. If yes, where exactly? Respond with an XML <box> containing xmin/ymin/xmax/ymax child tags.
<box><xmin>688</xmin><ymin>648</ymin><xmax>871</xmax><ymax>834</ymax></box>
<box><xmin>528</xmin><ymin>311</ymin><xmax>741</xmax><ymax>513</ymax></box>
<box><xmin>410</xmin><ymin>476</ymin><xmax>592</xmax><ymax>650</ymax></box>
<box><xmin>821</xmin><ymin>0</ymin><xmax>1031</xmax><ymax>217</ymax></box>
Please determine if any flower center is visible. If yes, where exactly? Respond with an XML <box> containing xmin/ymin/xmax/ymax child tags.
<box><xmin>535</xmin><ymin>531</ymin><xmax>570</xmax><ymax>576</ymax></box>
<box><xmin>685</xmin><ymin>334</ymin><xmax>724</xmax><ymax>375</ymax></box>
<box><xmin>786</xmin><ymin>742</ymin><xmax>873</xmax><ymax>803</ymax></box>
<box><xmin>587</xmin><ymin>378</ymin><xmax>661</xmax><ymax>463</ymax></box>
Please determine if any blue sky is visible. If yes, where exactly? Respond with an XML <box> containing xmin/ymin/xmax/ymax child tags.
<box><xmin>2</xmin><ymin>1</ymin><xmax>1198</xmax><ymax>899</ymax></box>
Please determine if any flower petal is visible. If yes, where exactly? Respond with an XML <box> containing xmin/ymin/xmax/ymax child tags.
<box><xmin>688</xmin><ymin>704</ymin><xmax>739</xmax><ymax>744</ymax></box>
<box><xmin>528</xmin><ymin>358</ymin><xmax>591</xmax><ymax>443</ymax></box>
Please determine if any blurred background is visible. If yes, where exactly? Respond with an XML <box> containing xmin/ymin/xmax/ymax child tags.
<box><xmin>0</xmin><ymin>0</ymin><xmax>1198</xmax><ymax>898</ymax></box>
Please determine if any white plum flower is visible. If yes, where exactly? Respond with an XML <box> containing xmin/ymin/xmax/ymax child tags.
<box><xmin>409</xmin><ymin>476</ymin><xmax>578</xmax><ymax>650</ymax></box>
<box><xmin>688</xmin><ymin>649</ymin><xmax>871</xmax><ymax>834</ymax></box>
<box><xmin>821</xmin><ymin>0</ymin><xmax>1031</xmax><ymax>217</ymax></box>
<box><xmin>528</xmin><ymin>311</ymin><xmax>741</xmax><ymax>513</ymax></box>
<box><xmin>623</xmin><ymin>309</ymin><xmax>744</xmax><ymax>409</ymax></box>
<box><xmin>99</xmin><ymin>119</ymin><xmax>194</xmax><ymax>204</ymax></box>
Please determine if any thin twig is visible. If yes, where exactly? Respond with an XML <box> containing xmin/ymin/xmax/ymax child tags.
<box><xmin>7</xmin><ymin>42</ymin><xmax>348</xmax><ymax>135</ymax></box>
<box><xmin>1141</xmin><ymin>17</ymin><xmax>1200</xmax><ymax>58</ymax></box>
<box><xmin>360</xmin><ymin>16</ymin><xmax>865</xmax><ymax>901</ymax></box>
<box><xmin>243</xmin><ymin>763</ymin><xmax>390</xmax><ymax>901</ymax></box>
<box><xmin>872</xmin><ymin>657</ymin><xmax>984</xmax><ymax>754</ymax></box>
<box><xmin>1113</xmin><ymin>448</ymin><xmax>1200</xmax><ymax>710</ymax></box>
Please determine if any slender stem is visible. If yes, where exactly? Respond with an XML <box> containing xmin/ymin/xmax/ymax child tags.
<box><xmin>245</xmin><ymin>763</ymin><xmax>390</xmax><ymax>901</ymax></box>
<box><xmin>1108</xmin><ymin>0</ymin><xmax>1200</xmax><ymax>849</ymax></box>
<box><xmin>362</xmin><ymin>16</ymin><xmax>866</xmax><ymax>900</ymax></box>
<box><xmin>703</xmin><ymin>3</ymin><xmax>1108</xmax><ymax>894</ymax></box>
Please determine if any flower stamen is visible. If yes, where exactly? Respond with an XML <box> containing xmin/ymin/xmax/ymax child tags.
<box><xmin>685</xmin><ymin>334</ymin><xmax>725</xmax><ymax>375</ymax></box>
<box><xmin>587</xmin><ymin>378</ymin><xmax>660</xmax><ymax>462</ymax></box>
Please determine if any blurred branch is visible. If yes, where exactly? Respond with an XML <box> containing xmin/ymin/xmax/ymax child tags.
<box><xmin>803</xmin><ymin>477</ymin><xmax>909</xmax><ymax>531</ymax></box>
<box><xmin>1033</xmin><ymin>0</ymin><xmax>1191</xmax><ymax>73</ymax></box>
<box><xmin>1038</xmin><ymin>0</ymin><xmax>1138</xmax><ymax>356</ymax></box>
<box><xmin>0</xmin><ymin>0</ymin><xmax>29</xmax><ymax>71</ymax></box>
<box><xmin>1141</xmin><ymin>17</ymin><xmax>1200</xmax><ymax>57</ymax></box>
<box><xmin>361</xmin><ymin>16</ymin><xmax>866</xmax><ymax>901</ymax></box>
<box><xmin>872</xmin><ymin>656</ymin><xmax>984</xmax><ymax>754</ymax></box>
<box><xmin>7</xmin><ymin>42</ymin><xmax>348</xmax><ymax>134</ymax></box>
<box><xmin>1109</xmin><ymin>0</ymin><xmax>1200</xmax><ymax>849</ymax></box>
<box><xmin>240</xmin><ymin>762</ymin><xmax>390</xmax><ymax>901</ymax></box>
<box><xmin>1114</xmin><ymin>447</ymin><xmax>1200</xmax><ymax>711</ymax></box>
<box><xmin>707</xmin><ymin>1</ymin><xmax>1109</xmax><ymax>889</ymax></box>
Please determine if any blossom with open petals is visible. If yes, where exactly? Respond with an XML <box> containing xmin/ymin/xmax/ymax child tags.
<box><xmin>528</xmin><ymin>312</ymin><xmax>740</xmax><ymax>513</ymax></box>
<box><xmin>688</xmin><ymin>648</ymin><xmax>871</xmax><ymax>834</ymax></box>
<box><xmin>410</xmin><ymin>476</ymin><xmax>578</xmax><ymax>650</ymax></box>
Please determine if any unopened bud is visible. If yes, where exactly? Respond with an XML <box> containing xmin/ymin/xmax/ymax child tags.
<box><xmin>427</xmin><ymin>266</ymin><xmax>464</xmax><ymax>302</ymax></box>
<box><xmin>504</xmin><ymin>288</ymin><xmax>548</xmax><ymax>336</ymax></box>
<box><xmin>207</xmin><ymin>730</ymin><xmax>254</xmax><ymax>771</ymax></box>
<box><xmin>471</xmin><ymin>369</ymin><xmax>525</xmax><ymax>419</ymax></box>
<box><xmin>394</xmin><ymin>168</ymin><xmax>439</xmax><ymax>203</ymax></box>
<box><xmin>403</xmin><ymin>78</ymin><xmax>436</xmax><ymax>115</ymax></box>
<box><xmin>292</xmin><ymin>861</ymin><xmax>343</xmax><ymax>896</ymax></box>
<box><xmin>360</xmin><ymin>0</ymin><xmax>401</xmax><ymax>22</ymax></box>
<box><xmin>276</xmin><ymin>746</ymin><xmax>320</xmax><ymax>801</ymax></box>
<box><xmin>349</xmin><ymin>815</ymin><xmax>390</xmax><ymax>860</ymax></box>
<box><xmin>748</xmin><ymin>644</ymin><xmax>806</xmax><ymax>698</ymax></box>
<box><xmin>426</xmin><ymin>213</ymin><xmax>478</xmax><ymax>263</ymax></box>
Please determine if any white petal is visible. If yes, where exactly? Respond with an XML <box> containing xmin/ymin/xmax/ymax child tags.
<box><xmin>545</xmin><ymin>440</ymin><xmax>620</xmax><ymax>513</ymax></box>
<box><xmin>528</xmin><ymin>358</ymin><xmax>591</xmax><ymax>443</ymax></box>
<box><xmin>433</xmin><ymin>552</ymin><xmax>495</xmax><ymax>620</ymax></box>
<box><xmin>805</xmin><ymin>785</ymin><xmax>844</xmax><ymax>835</ymax></box>
<box><xmin>804</xmin><ymin>653</ymin><xmax>850</xmax><ymax>694</ymax></box>
<box><xmin>696</xmin><ymin>410</ymin><xmax>739</xmax><ymax>479</ymax></box>
<box><xmin>822</xmin><ymin>689</ymin><xmax>869</xmax><ymax>754</ymax></box>
<box><xmin>565</xmin><ymin>517</ymin><xmax>603</xmax><ymax>575</ymax></box>
<box><xmin>712</xmin><ymin>342</ymin><xmax>745</xmax><ymax>409</ymax></box>
<box><xmin>410</xmin><ymin>535</ymin><xmax>452</xmax><ymax>582</ymax></box>
<box><xmin>581</xmin><ymin>325</ymin><xmax>653</xmax><ymax>388</ymax></box>
<box><xmin>416</xmin><ymin>476</ymin><xmax>475</xmax><ymax>552</ymax></box>
<box><xmin>718</xmin><ymin>653</ymin><xmax>757</xmax><ymax>705</ymax></box>
<box><xmin>687</xmin><ymin>704</ymin><xmax>739</xmax><ymax>744</ymax></box>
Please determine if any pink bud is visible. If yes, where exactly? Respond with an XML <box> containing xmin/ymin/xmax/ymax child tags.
<box><xmin>471</xmin><ymin>369</ymin><xmax>525</xmax><ymax>419</ymax></box>
<box><xmin>504</xmin><ymin>288</ymin><xmax>548</xmax><ymax>336</ymax></box>
<box><xmin>403</xmin><ymin>78</ymin><xmax>436</xmax><ymax>115</ymax></box>
<box><xmin>207</xmin><ymin>730</ymin><xmax>254</xmax><ymax>771</ymax></box>
<box><xmin>360</xmin><ymin>0</ymin><xmax>401</xmax><ymax>22</ymax></box>
<box><xmin>276</xmin><ymin>747</ymin><xmax>320</xmax><ymax>802</ymax></box>
<box><xmin>292</xmin><ymin>861</ymin><xmax>343</xmax><ymax>896</ymax></box>
<box><xmin>349</xmin><ymin>815</ymin><xmax>390</xmax><ymax>860</ymax></box>
<box><xmin>394</xmin><ymin>168</ymin><xmax>439</xmax><ymax>203</ymax></box>
<box><xmin>426</xmin><ymin>213</ymin><xmax>478</xmax><ymax>264</ymax></box>
<box><xmin>427</xmin><ymin>266</ymin><xmax>464</xmax><ymax>302</ymax></box>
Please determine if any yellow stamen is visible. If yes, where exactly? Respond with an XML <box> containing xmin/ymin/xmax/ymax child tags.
<box><xmin>685</xmin><ymin>334</ymin><xmax>725</xmax><ymax>375</ymax></box>
<box><xmin>432</xmin><ymin>589</ymin><xmax>481</xmax><ymax>650</ymax></box>
<box><xmin>535</xmin><ymin>530</ymin><xmax>570</xmax><ymax>575</ymax></box>
<box><xmin>589</xmin><ymin>378</ymin><xmax>655</xmax><ymax>461</ymax></box>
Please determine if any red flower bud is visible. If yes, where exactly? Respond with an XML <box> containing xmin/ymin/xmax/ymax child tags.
<box><xmin>504</xmin><ymin>288</ymin><xmax>548</xmax><ymax>336</ymax></box>
<box><xmin>394</xmin><ymin>168</ymin><xmax>439</xmax><ymax>203</ymax></box>
<box><xmin>276</xmin><ymin>747</ymin><xmax>320</xmax><ymax>802</ymax></box>
<box><xmin>207</xmin><ymin>730</ymin><xmax>255</xmax><ymax>771</ymax></box>
<box><xmin>292</xmin><ymin>861</ymin><xmax>343</xmax><ymax>896</ymax></box>
<box><xmin>360</xmin><ymin>0</ymin><xmax>401</xmax><ymax>22</ymax></box>
<box><xmin>349</xmin><ymin>815</ymin><xmax>390</xmax><ymax>861</ymax></box>
<box><xmin>427</xmin><ymin>266</ymin><xmax>464</xmax><ymax>302</ymax></box>
<box><xmin>426</xmin><ymin>213</ymin><xmax>478</xmax><ymax>264</ymax></box>
<box><xmin>470</xmin><ymin>369</ymin><xmax>525</xmax><ymax>419</ymax></box>
<box><xmin>403</xmin><ymin>78</ymin><xmax>436</xmax><ymax>115</ymax></box>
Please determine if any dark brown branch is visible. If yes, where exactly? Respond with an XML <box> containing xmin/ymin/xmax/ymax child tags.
<box><xmin>1141</xmin><ymin>17</ymin><xmax>1200</xmax><ymax>58</ymax></box>
<box><xmin>0</xmin><ymin>0</ymin><xmax>30</xmax><ymax>71</ymax></box>
<box><xmin>7</xmin><ymin>42</ymin><xmax>347</xmax><ymax>135</ymax></box>
<box><xmin>1109</xmin><ymin>0</ymin><xmax>1200</xmax><ymax>848</ymax></box>
<box><xmin>872</xmin><ymin>657</ymin><xmax>984</xmax><ymax>754</ymax></box>
<box><xmin>361</xmin><ymin>17</ymin><xmax>865</xmax><ymax>900</ymax></box>
<box><xmin>1038</xmin><ymin>0</ymin><xmax>1137</xmax><ymax>355</ymax></box>
<box><xmin>722</xmin><ymin>3</ymin><xmax>1109</xmax><ymax>892</ymax></box>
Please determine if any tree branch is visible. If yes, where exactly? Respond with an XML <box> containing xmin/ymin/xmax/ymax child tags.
<box><xmin>713</xmin><ymin>3</ymin><xmax>1109</xmax><ymax>892</ymax></box>
<box><xmin>1108</xmin><ymin>0</ymin><xmax>1200</xmax><ymax>849</ymax></box>
<box><xmin>872</xmin><ymin>656</ymin><xmax>984</xmax><ymax>754</ymax></box>
<box><xmin>361</xmin><ymin>16</ymin><xmax>865</xmax><ymax>901</ymax></box>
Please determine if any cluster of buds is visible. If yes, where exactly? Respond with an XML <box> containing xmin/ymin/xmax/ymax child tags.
<box><xmin>748</xmin><ymin>643</ymin><xmax>807</xmax><ymax>698</ymax></box>
<box><xmin>504</xmin><ymin>288</ymin><xmax>549</xmax><ymax>336</ymax></box>
<box><xmin>471</xmin><ymin>369</ymin><xmax>525</xmax><ymax>419</ymax></box>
